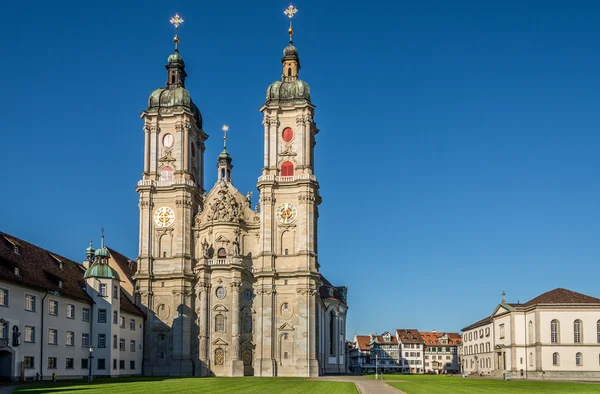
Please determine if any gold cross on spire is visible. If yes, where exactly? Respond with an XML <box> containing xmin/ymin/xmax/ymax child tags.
<box><xmin>170</xmin><ymin>13</ymin><xmax>184</xmax><ymax>52</ymax></box>
<box><xmin>222</xmin><ymin>124</ymin><xmax>229</xmax><ymax>149</ymax></box>
<box><xmin>284</xmin><ymin>4</ymin><xmax>298</xmax><ymax>43</ymax></box>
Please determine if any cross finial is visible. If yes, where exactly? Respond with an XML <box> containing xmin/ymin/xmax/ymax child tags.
<box><xmin>222</xmin><ymin>124</ymin><xmax>229</xmax><ymax>149</ymax></box>
<box><xmin>170</xmin><ymin>13</ymin><xmax>184</xmax><ymax>52</ymax></box>
<box><xmin>284</xmin><ymin>4</ymin><xmax>298</xmax><ymax>43</ymax></box>
<box><xmin>101</xmin><ymin>227</ymin><xmax>104</xmax><ymax>237</ymax></box>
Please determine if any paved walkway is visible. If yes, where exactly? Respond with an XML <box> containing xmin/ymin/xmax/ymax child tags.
<box><xmin>0</xmin><ymin>386</ymin><xmax>15</xmax><ymax>394</ymax></box>
<box><xmin>313</xmin><ymin>375</ymin><xmax>406</xmax><ymax>394</ymax></box>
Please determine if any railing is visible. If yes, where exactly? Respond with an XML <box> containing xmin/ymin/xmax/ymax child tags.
<box><xmin>137</xmin><ymin>179</ymin><xmax>196</xmax><ymax>187</ymax></box>
<box><xmin>257</xmin><ymin>174</ymin><xmax>317</xmax><ymax>183</ymax></box>
<box><xmin>202</xmin><ymin>259</ymin><xmax>255</xmax><ymax>274</ymax></box>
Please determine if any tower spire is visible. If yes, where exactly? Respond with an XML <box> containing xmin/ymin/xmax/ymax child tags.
<box><xmin>217</xmin><ymin>124</ymin><xmax>233</xmax><ymax>182</ymax></box>
<box><xmin>170</xmin><ymin>13</ymin><xmax>184</xmax><ymax>52</ymax></box>
<box><xmin>222</xmin><ymin>124</ymin><xmax>229</xmax><ymax>150</ymax></box>
<box><xmin>284</xmin><ymin>4</ymin><xmax>298</xmax><ymax>44</ymax></box>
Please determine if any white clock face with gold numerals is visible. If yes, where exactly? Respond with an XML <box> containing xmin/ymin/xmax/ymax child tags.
<box><xmin>276</xmin><ymin>203</ymin><xmax>297</xmax><ymax>224</ymax></box>
<box><xmin>154</xmin><ymin>207</ymin><xmax>175</xmax><ymax>227</ymax></box>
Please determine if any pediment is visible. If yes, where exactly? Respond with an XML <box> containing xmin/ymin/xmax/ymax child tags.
<box><xmin>279</xmin><ymin>323</ymin><xmax>295</xmax><ymax>331</ymax></box>
<box><xmin>241</xmin><ymin>306</ymin><xmax>256</xmax><ymax>314</ymax></box>
<box><xmin>215</xmin><ymin>235</ymin><xmax>230</xmax><ymax>244</ymax></box>
<box><xmin>212</xmin><ymin>338</ymin><xmax>229</xmax><ymax>346</ymax></box>
<box><xmin>213</xmin><ymin>304</ymin><xmax>229</xmax><ymax>312</ymax></box>
<box><xmin>241</xmin><ymin>339</ymin><xmax>256</xmax><ymax>348</ymax></box>
<box><xmin>492</xmin><ymin>303</ymin><xmax>513</xmax><ymax>316</ymax></box>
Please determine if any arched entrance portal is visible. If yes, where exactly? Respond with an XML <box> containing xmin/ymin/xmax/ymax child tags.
<box><xmin>0</xmin><ymin>349</ymin><xmax>14</xmax><ymax>381</ymax></box>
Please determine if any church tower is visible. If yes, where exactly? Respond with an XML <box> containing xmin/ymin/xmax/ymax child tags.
<box><xmin>134</xmin><ymin>14</ymin><xmax>207</xmax><ymax>376</ymax></box>
<box><xmin>254</xmin><ymin>5</ymin><xmax>321</xmax><ymax>376</ymax></box>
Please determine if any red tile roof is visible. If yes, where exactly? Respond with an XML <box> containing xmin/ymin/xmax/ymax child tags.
<box><xmin>420</xmin><ymin>331</ymin><xmax>461</xmax><ymax>346</ymax></box>
<box><xmin>396</xmin><ymin>329</ymin><xmax>424</xmax><ymax>344</ymax></box>
<box><xmin>355</xmin><ymin>335</ymin><xmax>371</xmax><ymax>351</ymax></box>
<box><xmin>119</xmin><ymin>289</ymin><xmax>145</xmax><ymax>317</ymax></box>
<box><xmin>461</xmin><ymin>315</ymin><xmax>493</xmax><ymax>332</ymax></box>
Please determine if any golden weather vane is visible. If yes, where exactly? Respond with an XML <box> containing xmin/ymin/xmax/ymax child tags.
<box><xmin>284</xmin><ymin>4</ymin><xmax>298</xmax><ymax>43</ymax></box>
<box><xmin>170</xmin><ymin>13</ymin><xmax>184</xmax><ymax>52</ymax></box>
<box><xmin>222</xmin><ymin>124</ymin><xmax>229</xmax><ymax>149</ymax></box>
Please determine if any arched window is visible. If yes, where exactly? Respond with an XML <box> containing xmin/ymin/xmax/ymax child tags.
<box><xmin>576</xmin><ymin>352</ymin><xmax>582</xmax><ymax>366</ymax></box>
<box><xmin>288</xmin><ymin>67</ymin><xmax>292</xmax><ymax>76</ymax></box>
<box><xmin>474</xmin><ymin>344</ymin><xmax>478</xmax><ymax>353</ymax></box>
<box><xmin>160</xmin><ymin>166</ymin><xmax>174</xmax><ymax>182</ymax></box>
<box><xmin>242</xmin><ymin>316</ymin><xmax>252</xmax><ymax>334</ymax></box>
<box><xmin>329</xmin><ymin>310</ymin><xmax>335</xmax><ymax>355</ymax></box>
<box><xmin>217</xmin><ymin>248</ymin><xmax>227</xmax><ymax>258</ymax></box>
<box><xmin>529</xmin><ymin>353</ymin><xmax>533</xmax><ymax>366</ymax></box>
<box><xmin>215</xmin><ymin>314</ymin><xmax>225</xmax><ymax>332</ymax></box>
<box><xmin>171</xmin><ymin>74</ymin><xmax>175</xmax><ymax>84</ymax></box>
<box><xmin>469</xmin><ymin>333</ymin><xmax>472</xmax><ymax>341</ymax></box>
<box><xmin>281</xmin><ymin>161</ymin><xmax>294</xmax><ymax>177</ymax></box>
<box><xmin>469</xmin><ymin>345</ymin><xmax>473</xmax><ymax>354</ymax></box>
<box><xmin>597</xmin><ymin>320</ymin><xmax>600</xmax><ymax>344</ymax></box>
<box><xmin>551</xmin><ymin>319</ymin><xmax>559</xmax><ymax>343</ymax></box>
<box><xmin>214</xmin><ymin>348</ymin><xmax>224</xmax><ymax>365</ymax></box>
<box><xmin>574</xmin><ymin>320</ymin><xmax>582</xmax><ymax>343</ymax></box>
<box><xmin>552</xmin><ymin>352</ymin><xmax>559</xmax><ymax>366</ymax></box>
<box><xmin>528</xmin><ymin>321</ymin><xmax>534</xmax><ymax>343</ymax></box>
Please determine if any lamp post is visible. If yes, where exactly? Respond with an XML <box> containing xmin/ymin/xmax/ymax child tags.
<box><xmin>87</xmin><ymin>346</ymin><xmax>94</xmax><ymax>383</ymax></box>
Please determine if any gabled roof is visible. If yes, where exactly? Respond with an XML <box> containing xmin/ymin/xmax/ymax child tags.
<box><xmin>107</xmin><ymin>247</ymin><xmax>137</xmax><ymax>283</ymax></box>
<box><xmin>461</xmin><ymin>315</ymin><xmax>493</xmax><ymax>332</ymax></box>
<box><xmin>119</xmin><ymin>289</ymin><xmax>145</xmax><ymax>317</ymax></box>
<box><xmin>521</xmin><ymin>288</ymin><xmax>600</xmax><ymax>306</ymax></box>
<box><xmin>395</xmin><ymin>328</ymin><xmax>424</xmax><ymax>344</ymax></box>
<box><xmin>355</xmin><ymin>335</ymin><xmax>371</xmax><ymax>351</ymax></box>
<box><xmin>0</xmin><ymin>232</ymin><xmax>92</xmax><ymax>303</ymax></box>
<box><xmin>420</xmin><ymin>331</ymin><xmax>461</xmax><ymax>346</ymax></box>
<box><xmin>319</xmin><ymin>275</ymin><xmax>347</xmax><ymax>305</ymax></box>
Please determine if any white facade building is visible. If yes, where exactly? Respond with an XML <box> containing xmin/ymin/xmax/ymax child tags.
<box><xmin>396</xmin><ymin>329</ymin><xmax>424</xmax><ymax>373</ymax></box>
<box><xmin>0</xmin><ymin>232</ymin><xmax>144</xmax><ymax>382</ymax></box>
<box><xmin>462</xmin><ymin>289</ymin><xmax>600</xmax><ymax>380</ymax></box>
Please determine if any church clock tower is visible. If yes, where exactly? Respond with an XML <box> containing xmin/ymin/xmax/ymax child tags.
<box><xmin>254</xmin><ymin>5</ymin><xmax>321</xmax><ymax>377</ymax></box>
<box><xmin>134</xmin><ymin>14</ymin><xmax>207</xmax><ymax>376</ymax></box>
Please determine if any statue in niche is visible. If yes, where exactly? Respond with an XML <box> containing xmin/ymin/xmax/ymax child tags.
<box><xmin>201</xmin><ymin>238</ymin><xmax>210</xmax><ymax>258</ymax></box>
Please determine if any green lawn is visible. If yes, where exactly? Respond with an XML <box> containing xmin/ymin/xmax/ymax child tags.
<box><xmin>372</xmin><ymin>374</ymin><xmax>600</xmax><ymax>394</ymax></box>
<box><xmin>13</xmin><ymin>376</ymin><xmax>357</xmax><ymax>394</ymax></box>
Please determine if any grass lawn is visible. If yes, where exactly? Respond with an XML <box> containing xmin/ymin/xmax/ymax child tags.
<box><xmin>372</xmin><ymin>374</ymin><xmax>600</xmax><ymax>394</ymax></box>
<box><xmin>13</xmin><ymin>376</ymin><xmax>357</xmax><ymax>394</ymax></box>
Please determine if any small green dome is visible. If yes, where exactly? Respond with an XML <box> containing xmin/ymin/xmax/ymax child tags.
<box><xmin>266</xmin><ymin>80</ymin><xmax>311</xmax><ymax>103</ymax></box>
<box><xmin>218</xmin><ymin>149</ymin><xmax>232</xmax><ymax>164</ymax></box>
<box><xmin>283</xmin><ymin>44</ymin><xmax>298</xmax><ymax>58</ymax></box>
<box><xmin>148</xmin><ymin>87</ymin><xmax>202</xmax><ymax>126</ymax></box>
<box><xmin>83</xmin><ymin>263</ymin><xmax>120</xmax><ymax>281</ymax></box>
<box><xmin>94</xmin><ymin>247</ymin><xmax>110</xmax><ymax>258</ymax></box>
<box><xmin>168</xmin><ymin>53</ymin><xmax>185</xmax><ymax>66</ymax></box>
<box><xmin>86</xmin><ymin>243</ymin><xmax>95</xmax><ymax>255</ymax></box>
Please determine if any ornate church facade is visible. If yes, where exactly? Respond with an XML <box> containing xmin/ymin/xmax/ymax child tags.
<box><xmin>133</xmin><ymin>9</ymin><xmax>348</xmax><ymax>377</ymax></box>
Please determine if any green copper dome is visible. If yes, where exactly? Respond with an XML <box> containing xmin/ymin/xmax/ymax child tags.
<box><xmin>83</xmin><ymin>263</ymin><xmax>120</xmax><ymax>281</ymax></box>
<box><xmin>218</xmin><ymin>149</ymin><xmax>232</xmax><ymax>164</ymax></box>
<box><xmin>148</xmin><ymin>88</ymin><xmax>202</xmax><ymax>126</ymax></box>
<box><xmin>283</xmin><ymin>44</ymin><xmax>298</xmax><ymax>58</ymax></box>
<box><xmin>94</xmin><ymin>246</ymin><xmax>110</xmax><ymax>258</ymax></box>
<box><xmin>167</xmin><ymin>53</ymin><xmax>185</xmax><ymax>66</ymax></box>
<box><xmin>266</xmin><ymin>80</ymin><xmax>311</xmax><ymax>103</ymax></box>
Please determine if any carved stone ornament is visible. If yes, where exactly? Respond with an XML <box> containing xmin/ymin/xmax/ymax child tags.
<box><xmin>207</xmin><ymin>181</ymin><xmax>240</xmax><ymax>222</ymax></box>
<box><xmin>280</xmin><ymin>143</ymin><xmax>297</xmax><ymax>158</ymax></box>
<box><xmin>158</xmin><ymin>149</ymin><xmax>176</xmax><ymax>164</ymax></box>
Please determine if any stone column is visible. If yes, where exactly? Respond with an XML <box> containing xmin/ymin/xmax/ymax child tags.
<box><xmin>262</xmin><ymin>117</ymin><xmax>270</xmax><ymax>170</ymax></box>
<box><xmin>197</xmin><ymin>282</ymin><xmax>209</xmax><ymax>376</ymax></box>
<box><xmin>183</xmin><ymin>122</ymin><xmax>190</xmax><ymax>172</ymax></box>
<box><xmin>144</xmin><ymin>126</ymin><xmax>150</xmax><ymax>174</ymax></box>
<box><xmin>230</xmin><ymin>281</ymin><xmax>243</xmax><ymax>376</ymax></box>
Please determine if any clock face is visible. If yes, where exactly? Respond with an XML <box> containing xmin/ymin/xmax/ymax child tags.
<box><xmin>276</xmin><ymin>203</ymin><xmax>297</xmax><ymax>224</ymax></box>
<box><xmin>154</xmin><ymin>207</ymin><xmax>175</xmax><ymax>227</ymax></box>
<box><xmin>162</xmin><ymin>133</ymin><xmax>174</xmax><ymax>148</ymax></box>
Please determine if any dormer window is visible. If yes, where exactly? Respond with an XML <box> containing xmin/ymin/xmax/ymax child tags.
<box><xmin>328</xmin><ymin>288</ymin><xmax>334</xmax><ymax>297</ymax></box>
<box><xmin>14</xmin><ymin>267</ymin><xmax>20</xmax><ymax>276</ymax></box>
<box><xmin>13</xmin><ymin>246</ymin><xmax>19</xmax><ymax>255</ymax></box>
<box><xmin>58</xmin><ymin>280</ymin><xmax>63</xmax><ymax>289</ymax></box>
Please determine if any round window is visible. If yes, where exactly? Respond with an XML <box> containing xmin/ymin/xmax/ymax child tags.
<box><xmin>216</xmin><ymin>286</ymin><xmax>226</xmax><ymax>299</ymax></box>
<box><xmin>243</xmin><ymin>289</ymin><xmax>253</xmax><ymax>301</ymax></box>
<box><xmin>282</xmin><ymin>127</ymin><xmax>293</xmax><ymax>142</ymax></box>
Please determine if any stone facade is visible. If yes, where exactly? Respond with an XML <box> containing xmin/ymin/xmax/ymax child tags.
<box><xmin>133</xmin><ymin>23</ymin><xmax>347</xmax><ymax>377</ymax></box>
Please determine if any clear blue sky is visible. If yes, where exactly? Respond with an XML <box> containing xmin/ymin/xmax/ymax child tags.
<box><xmin>2</xmin><ymin>0</ymin><xmax>599</xmax><ymax>338</ymax></box>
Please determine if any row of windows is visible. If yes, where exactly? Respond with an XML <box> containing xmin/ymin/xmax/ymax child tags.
<box><xmin>425</xmin><ymin>355</ymin><xmax>452</xmax><ymax>360</ymax></box>
<box><xmin>214</xmin><ymin>314</ymin><xmax>252</xmax><ymax>333</ymax></box>
<box><xmin>469</xmin><ymin>358</ymin><xmax>492</xmax><ymax>369</ymax></box>
<box><xmin>404</xmin><ymin>352</ymin><xmax>421</xmax><ymax>357</ymax></box>
<box><xmin>426</xmin><ymin>347</ymin><xmax>453</xmax><ymax>352</ymax></box>
<box><xmin>552</xmin><ymin>352</ymin><xmax>600</xmax><ymax>367</ymax></box>
<box><xmin>464</xmin><ymin>342</ymin><xmax>492</xmax><ymax>355</ymax></box>
<box><xmin>401</xmin><ymin>343</ymin><xmax>421</xmax><ymax>349</ymax></box>
<box><xmin>463</xmin><ymin>327</ymin><xmax>491</xmax><ymax>342</ymax></box>
<box><xmin>23</xmin><ymin>356</ymin><xmax>136</xmax><ymax>371</ymax></box>
<box><xmin>550</xmin><ymin>319</ymin><xmax>600</xmax><ymax>344</ymax></box>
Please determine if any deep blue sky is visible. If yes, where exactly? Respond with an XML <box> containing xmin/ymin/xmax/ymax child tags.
<box><xmin>2</xmin><ymin>0</ymin><xmax>599</xmax><ymax>337</ymax></box>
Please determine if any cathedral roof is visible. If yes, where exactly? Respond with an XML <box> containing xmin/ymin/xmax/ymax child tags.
<box><xmin>83</xmin><ymin>262</ymin><xmax>120</xmax><ymax>281</ymax></box>
<box><xmin>266</xmin><ymin>80</ymin><xmax>311</xmax><ymax>103</ymax></box>
<box><xmin>147</xmin><ymin>87</ymin><xmax>202</xmax><ymax>125</ymax></box>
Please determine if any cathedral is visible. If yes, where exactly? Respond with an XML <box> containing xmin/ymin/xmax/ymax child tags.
<box><xmin>133</xmin><ymin>7</ymin><xmax>348</xmax><ymax>377</ymax></box>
